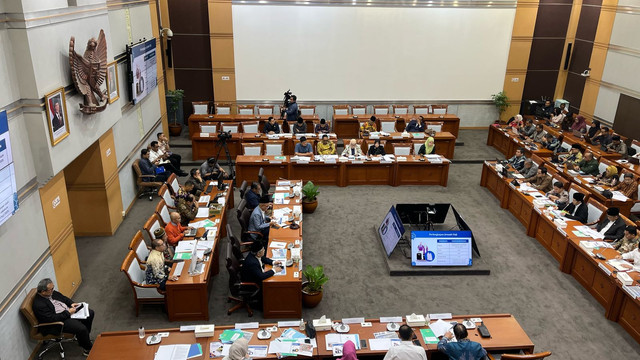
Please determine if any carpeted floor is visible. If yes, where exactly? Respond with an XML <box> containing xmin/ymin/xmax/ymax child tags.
<box><xmin>57</xmin><ymin>129</ymin><xmax>640</xmax><ymax>359</ymax></box>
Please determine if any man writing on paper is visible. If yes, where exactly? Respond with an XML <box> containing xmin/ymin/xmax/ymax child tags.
<box><xmin>615</xmin><ymin>241</ymin><xmax>640</xmax><ymax>271</ymax></box>
<box><xmin>33</xmin><ymin>278</ymin><xmax>95</xmax><ymax>356</ymax></box>
<box><xmin>562</xmin><ymin>193</ymin><xmax>588</xmax><ymax>224</ymax></box>
<box><xmin>241</xmin><ymin>241</ymin><xmax>283</xmax><ymax>286</ymax></box>
<box><xmin>139</xmin><ymin>149</ymin><xmax>170</xmax><ymax>182</ymax></box>
<box><xmin>593</xmin><ymin>207</ymin><xmax>626</xmax><ymax>241</ymax></box>
<box><xmin>383</xmin><ymin>325</ymin><xmax>427</xmax><ymax>360</ymax></box>
<box><xmin>438</xmin><ymin>323</ymin><xmax>487</xmax><ymax>360</ymax></box>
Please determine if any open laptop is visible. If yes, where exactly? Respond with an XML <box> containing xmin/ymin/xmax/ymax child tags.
<box><xmin>572</xmin><ymin>130</ymin><xmax>584</xmax><ymax>138</ymax></box>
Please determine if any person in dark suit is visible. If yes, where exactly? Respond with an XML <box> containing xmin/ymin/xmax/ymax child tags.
<box><xmin>594</xmin><ymin>207</ymin><xmax>626</xmax><ymax>241</ymax></box>
<box><xmin>245</xmin><ymin>182</ymin><xmax>261</xmax><ymax>210</ymax></box>
<box><xmin>240</xmin><ymin>242</ymin><xmax>283</xmax><ymax>286</ymax></box>
<box><xmin>563</xmin><ymin>192</ymin><xmax>588</xmax><ymax>224</ymax></box>
<box><xmin>51</xmin><ymin>101</ymin><xmax>64</xmax><ymax>132</ymax></box>
<box><xmin>32</xmin><ymin>278</ymin><xmax>95</xmax><ymax>356</ymax></box>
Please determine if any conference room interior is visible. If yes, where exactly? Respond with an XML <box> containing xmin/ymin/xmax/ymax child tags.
<box><xmin>3</xmin><ymin>0</ymin><xmax>640</xmax><ymax>359</ymax></box>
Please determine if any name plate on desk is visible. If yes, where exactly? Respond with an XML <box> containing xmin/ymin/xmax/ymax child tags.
<box><xmin>392</xmin><ymin>136</ymin><xmax>403</xmax><ymax>139</ymax></box>
<box><xmin>534</xmin><ymin>207</ymin><xmax>542</xmax><ymax>214</ymax></box>
<box><xmin>380</xmin><ymin>160</ymin><xmax>392</xmax><ymax>164</ymax></box>
<box><xmin>200</xmin><ymin>132</ymin><xmax>210</xmax><ymax>137</ymax></box>
<box><xmin>297</xmin><ymin>161</ymin><xmax>309</xmax><ymax>164</ymax></box>
<box><xmin>352</xmin><ymin>161</ymin><xmax>364</xmax><ymax>164</ymax></box>
<box><xmin>270</xmin><ymin>161</ymin><xmax>282</xmax><ymax>164</ymax></box>
<box><xmin>508</xmin><ymin>182</ymin><xmax>516</xmax><ymax>189</ymax></box>
<box><xmin>598</xmin><ymin>263</ymin><xmax>612</xmax><ymax>276</ymax></box>
<box><xmin>325</xmin><ymin>160</ymin><xmax>336</xmax><ymax>164</ymax></box>
<box><xmin>556</xmin><ymin>227</ymin><xmax>567</xmax><ymax>236</ymax></box>
<box><xmin>429</xmin><ymin>159</ymin><xmax>443</xmax><ymax>164</ymax></box>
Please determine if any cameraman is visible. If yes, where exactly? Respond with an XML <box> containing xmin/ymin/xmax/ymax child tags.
<box><xmin>199</xmin><ymin>157</ymin><xmax>227</xmax><ymax>181</ymax></box>
<box><xmin>283</xmin><ymin>95</ymin><xmax>298</xmax><ymax>124</ymax></box>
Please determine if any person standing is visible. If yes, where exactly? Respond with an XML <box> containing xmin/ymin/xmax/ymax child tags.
<box><xmin>284</xmin><ymin>95</ymin><xmax>298</xmax><ymax>124</ymax></box>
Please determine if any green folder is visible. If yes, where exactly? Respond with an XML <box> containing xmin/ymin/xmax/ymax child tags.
<box><xmin>219</xmin><ymin>329</ymin><xmax>245</xmax><ymax>343</ymax></box>
<box><xmin>173</xmin><ymin>252</ymin><xmax>192</xmax><ymax>261</ymax></box>
<box><xmin>420</xmin><ymin>328</ymin><xmax>439</xmax><ymax>344</ymax></box>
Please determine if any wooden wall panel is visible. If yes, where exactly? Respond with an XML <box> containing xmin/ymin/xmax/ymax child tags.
<box><xmin>209</xmin><ymin>0</ymin><xmax>236</xmax><ymax>106</ymax></box>
<box><xmin>50</xmin><ymin>231</ymin><xmax>81</xmax><ymax>296</ymax></box>
<box><xmin>39</xmin><ymin>172</ymin><xmax>73</xmax><ymax>243</ymax></box>
<box><xmin>213</xmin><ymin>71</ymin><xmax>237</xmax><ymax>103</ymax></box>
<box><xmin>507</xmin><ymin>40</ymin><xmax>533</xmax><ymax>70</ymax></box>
<box><xmin>210</xmin><ymin>1</ymin><xmax>233</xmax><ymax>34</ymax></box>
<box><xmin>174</xmin><ymin>69</ymin><xmax>215</xmax><ymax>102</ymax></box>
<box><xmin>211</xmin><ymin>37</ymin><xmax>235</xmax><ymax>69</ymax></box>
<box><xmin>613</xmin><ymin>94</ymin><xmax>640</xmax><ymax>140</ymax></box>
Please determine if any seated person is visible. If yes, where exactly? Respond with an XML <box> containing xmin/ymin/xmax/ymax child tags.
<box><xmin>294</xmin><ymin>136</ymin><xmax>314</xmax><ymax>157</ymax></box>
<box><xmin>507</xmin><ymin>148</ymin><xmax>526</xmax><ymax>171</ymax></box>
<box><xmin>570</xmin><ymin>115</ymin><xmax>587</xmax><ymax>134</ymax></box>
<box><xmin>550</xmin><ymin>107</ymin><xmax>565</xmax><ymax>125</ymax></box>
<box><xmin>530</xmin><ymin>124</ymin><xmax>546</xmax><ymax>143</ymax></box>
<box><xmin>437</xmin><ymin>323</ymin><xmax>487</xmax><ymax>360</ymax></box>
<box><xmin>177</xmin><ymin>194</ymin><xmax>197</xmax><ymax>226</ymax></box>
<box><xmin>519</xmin><ymin>118</ymin><xmax>535</xmax><ymax>137</ymax></box>
<box><xmin>200</xmin><ymin>157</ymin><xmax>227</xmax><ymax>181</ymax></box>
<box><xmin>368</xmin><ymin>139</ymin><xmax>386</xmax><ymax>156</ymax></box>
<box><xmin>338</xmin><ymin>340</ymin><xmax>359</xmax><ymax>360</ymax></box>
<box><xmin>316</xmin><ymin>134</ymin><xmax>336</xmax><ymax>155</ymax></box>
<box><xmin>611</xmin><ymin>173</ymin><xmax>638</xmax><ymax>200</ymax></box>
<box><xmin>292</xmin><ymin>117</ymin><xmax>307</xmax><ymax>134</ymax></box>
<box><xmin>587</xmin><ymin>120</ymin><xmax>601</xmax><ymax>139</ymax></box>
<box><xmin>33</xmin><ymin>278</ymin><xmax>95</xmax><ymax>356</ymax></box>
<box><xmin>149</xmin><ymin>140</ymin><xmax>187</xmax><ymax>176</ymax></box>
<box><xmin>187</xmin><ymin>169</ymin><xmax>205</xmax><ymax>196</ymax></box>
<box><xmin>546</xmin><ymin>181</ymin><xmax>569</xmax><ymax>208</ymax></box>
<box><xmin>574</xmin><ymin>151</ymin><xmax>599</xmax><ymax>176</ymax></box>
<box><xmin>176</xmin><ymin>180</ymin><xmax>195</xmax><ymax>201</ymax></box>
<box><xmin>607</xmin><ymin>135</ymin><xmax>628</xmax><ymax>156</ymax></box>
<box><xmin>360</xmin><ymin>116</ymin><xmax>377</xmax><ymax>137</ymax></box>
<box><xmin>563</xmin><ymin>193</ymin><xmax>588</xmax><ymax>224</ymax></box>
<box><xmin>558</xmin><ymin>144</ymin><xmax>583</xmax><ymax>166</ymax></box>
<box><xmin>519</xmin><ymin>159</ymin><xmax>538</xmax><ymax>179</ymax></box>
<box><xmin>245</xmin><ymin>182</ymin><xmax>261</xmax><ymax>210</ymax></box>
<box><xmin>596</xmin><ymin>165</ymin><xmax>619</xmax><ymax>187</ymax></box>
<box><xmin>508</xmin><ymin>114</ymin><xmax>523</xmax><ymax>129</ymax></box>
<box><xmin>541</xmin><ymin>133</ymin><xmax>560</xmax><ymax>152</ymax></box>
<box><xmin>594</xmin><ymin>207</ymin><xmax>626</xmax><ymax>241</ymax></box>
<box><xmin>542</xmin><ymin>100</ymin><xmax>554</xmax><ymax>119</ymax></box>
<box><xmin>248</xmin><ymin>196</ymin><xmax>272</xmax><ymax>241</ymax></box>
<box><xmin>591</xmin><ymin>126</ymin><xmax>612</xmax><ymax>146</ymax></box>
<box><xmin>314</xmin><ymin>118</ymin><xmax>330</xmax><ymax>134</ymax></box>
<box><xmin>405</xmin><ymin>118</ymin><xmax>424</xmax><ymax>133</ymax></box>
<box><xmin>263</xmin><ymin>116</ymin><xmax>280</xmax><ymax>134</ymax></box>
<box><xmin>342</xmin><ymin>139</ymin><xmax>364</xmax><ymax>157</ymax></box>
<box><xmin>153</xmin><ymin>228</ymin><xmax>175</xmax><ymax>265</ymax></box>
<box><xmin>226</xmin><ymin>338</ymin><xmax>250</xmax><ymax>360</ymax></box>
<box><xmin>418</xmin><ymin>137</ymin><xmax>436</xmax><ymax>156</ymax></box>
<box><xmin>165</xmin><ymin>212</ymin><xmax>192</xmax><ymax>246</ymax></box>
<box><xmin>524</xmin><ymin>166</ymin><xmax>552</xmax><ymax>192</ymax></box>
<box><xmin>241</xmin><ymin>241</ymin><xmax>283</xmax><ymax>285</ymax></box>
<box><xmin>139</xmin><ymin>149</ymin><xmax>170</xmax><ymax>182</ymax></box>
<box><xmin>612</xmin><ymin>225</ymin><xmax>640</xmax><ymax>254</ymax></box>
<box><xmin>145</xmin><ymin>238</ymin><xmax>178</xmax><ymax>290</ymax></box>
<box><xmin>616</xmin><ymin>241</ymin><xmax>640</xmax><ymax>271</ymax></box>
<box><xmin>383</xmin><ymin>325</ymin><xmax>427</xmax><ymax>360</ymax></box>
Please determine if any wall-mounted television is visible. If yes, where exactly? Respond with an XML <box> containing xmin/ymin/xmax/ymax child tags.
<box><xmin>127</xmin><ymin>38</ymin><xmax>157</xmax><ymax>105</ymax></box>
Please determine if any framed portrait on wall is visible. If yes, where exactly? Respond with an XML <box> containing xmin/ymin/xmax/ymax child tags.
<box><xmin>45</xmin><ymin>87</ymin><xmax>70</xmax><ymax>146</ymax></box>
<box><xmin>107</xmin><ymin>61</ymin><xmax>120</xmax><ymax>104</ymax></box>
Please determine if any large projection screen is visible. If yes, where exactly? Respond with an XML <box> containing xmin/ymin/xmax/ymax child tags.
<box><xmin>233</xmin><ymin>5</ymin><xmax>515</xmax><ymax>101</ymax></box>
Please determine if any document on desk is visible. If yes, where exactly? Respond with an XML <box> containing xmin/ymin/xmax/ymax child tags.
<box><xmin>276</xmin><ymin>186</ymin><xmax>289</xmax><ymax>191</ymax></box>
<box><xmin>574</xmin><ymin>226</ymin><xmax>603</xmax><ymax>239</ymax></box>
<box><xmin>209</xmin><ymin>342</ymin><xmax>231</xmax><ymax>357</ymax></box>
<box><xmin>196</xmin><ymin>207</ymin><xmax>209</xmax><ymax>218</ymax></box>
<box><xmin>612</xmin><ymin>191</ymin><xmax>629</xmax><ymax>202</ymax></box>
<box><xmin>247</xmin><ymin>345</ymin><xmax>268</xmax><ymax>358</ymax></box>
<box><xmin>270</xmin><ymin>241</ymin><xmax>287</xmax><ymax>249</ymax></box>
<box><xmin>325</xmin><ymin>334</ymin><xmax>361</xmax><ymax>350</ymax></box>
<box><xmin>271</xmin><ymin>249</ymin><xmax>287</xmax><ymax>260</ymax></box>
<box><xmin>155</xmin><ymin>344</ymin><xmax>189</xmax><ymax>360</ymax></box>
<box><xmin>70</xmin><ymin>303</ymin><xmax>89</xmax><ymax>319</ymax></box>
<box><xmin>198</xmin><ymin>240</ymin><xmax>214</xmax><ymax>251</ymax></box>
<box><xmin>268</xmin><ymin>339</ymin><xmax>294</xmax><ymax>354</ymax></box>
<box><xmin>369</xmin><ymin>338</ymin><xmax>401</xmax><ymax>351</ymax></box>
<box><xmin>175</xmin><ymin>240</ymin><xmax>196</xmax><ymax>253</ymax></box>
<box><xmin>429</xmin><ymin>319</ymin><xmax>454</xmax><ymax>338</ymax></box>
<box><xmin>197</xmin><ymin>195</ymin><xmax>210</xmax><ymax>204</ymax></box>
<box><xmin>607</xmin><ymin>259</ymin><xmax>633</xmax><ymax>272</ymax></box>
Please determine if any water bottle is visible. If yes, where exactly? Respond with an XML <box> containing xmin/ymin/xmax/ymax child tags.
<box><xmin>299</xmin><ymin>318</ymin><xmax>305</xmax><ymax>331</ymax></box>
<box><xmin>138</xmin><ymin>326</ymin><xmax>145</xmax><ymax>339</ymax></box>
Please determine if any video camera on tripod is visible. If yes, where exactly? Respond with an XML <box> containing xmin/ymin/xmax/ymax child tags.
<box><xmin>217</xmin><ymin>130</ymin><xmax>232</xmax><ymax>142</ymax></box>
<box><xmin>280</xmin><ymin>89</ymin><xmax>292</xmax><ymax>119</ymax></box>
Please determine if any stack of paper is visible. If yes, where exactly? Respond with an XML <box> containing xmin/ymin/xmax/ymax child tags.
<box><xmin>369</xmin><ymin>338</ymin><xmax>401</xmax><ymax>350</ymax></box>
<box><xmin>70</xmin><ymin>303</ymin><xmax>89</xmax><ymax>319</ymax></box>
<box><xmin>196</xmin><ymin>207</ymin><xmax>209</xmax><ymax>218</ymax></box>
<box><xmin>607</xmin><ymin>259</ymin><xmax>633</xmax><ymax>272</ymax></box>
<box><xmin>612</xmin><ymin>191</ymin><xmax>629</xmax><ymax>202</ymax></box>
<box><xmin>155</xmin><ymin>344</ymin><xmax>201</xmax><ymax>360</ymax></box>
<box><xmin>324</xmin><ymin>334</ymin><xmax>360</xmax><ymax>350</ymax></box>
<box><xmin>428</xmin><ymin>319</ymin><xmax>454</xmax><ymax>338</ymax></box>
<box><xmin>197</xmin><ymin>195</ymin><xmax>210</xmax><ymax>203</ymax></box>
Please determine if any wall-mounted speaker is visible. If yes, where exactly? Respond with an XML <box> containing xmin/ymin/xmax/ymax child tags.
<box><xmin>563</xmin><ymin>43</ymin><xmax>572</xmax><ymax>70</ymax></box>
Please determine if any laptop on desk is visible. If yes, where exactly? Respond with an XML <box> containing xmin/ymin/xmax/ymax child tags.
<box><xmin>572</xmin><ymin>130</ymin><xmax>584</xmax><ymax>138</ymax></box>
<box><xmin>185</xmin><ymin>228</ymin><xmax>197</xmax><ymax>237</ymax></box>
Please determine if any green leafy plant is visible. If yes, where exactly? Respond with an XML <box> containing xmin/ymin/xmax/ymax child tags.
<box><xmin>167</xmin><ymin>89</ymin><xmax>185</xmax><ymax>125</ymax></box>
<box><xmin>301</xmin><ymin>181</ymin><xmax>319</xmax><ymax>202</ymax></box>
<box><xmin>491</xmin><ymin>91</ymin><xmax>510</xmax><ymax>118</ymax></box>
<box><xmin>302</xmin><ymin>265</ymin><xmax>328</xmax><ymax>293</ymax></box>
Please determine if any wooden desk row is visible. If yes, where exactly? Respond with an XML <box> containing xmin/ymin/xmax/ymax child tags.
<box><xmin>334</xmin><ymin>113</ymin><xmax>460</xmax><ymax>139</ymax></box>
<box><xmin>480</xmin><ymin>162</ymin><xmax>640</xmax><ymax>344</ymax></box>
<box><xmin>165</xmin><ymin>180</ymin><xmax>234</xmax><ymax>322</ymax></box>
<box><xmin>87</xmin><ymin>314</ymin><xmax>534</xmax><ymax>359</ymax></box>
<box><xmin>236</xmin><ymin>155</ymin><xmax>450</xmax><ymax>188</ymax></box>
<box><xmin>191</xmin><ymin>132</ymin><xmax>456</xmax><ymax>161</ymax></box>
<box><xmin>188</xmin><ymin>114</ymin><xmax>320</xmax><ymax>139</ymax></box>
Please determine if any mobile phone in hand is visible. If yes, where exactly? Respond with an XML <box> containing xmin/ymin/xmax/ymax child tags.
<box><xmin>75</xmin><ymin>303</ymin><xmax>84</xmax><ymax>311</ymax></box>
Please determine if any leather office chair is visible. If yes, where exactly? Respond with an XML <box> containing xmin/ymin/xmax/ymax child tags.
<box><xmin>155</xmin><ymin>199</ymin><xmax>171</xmax><ymax>227</ymax></box>
<box><xmin>264</xmin><ymin>140</ymin><xmax>284</xmax><ymax>155</ymax></box>
<box><xmin>373</xmin><ymin>105</ymin><xmax>389</xmax><ymax>115</ymax></box>
<box><xmin>215</xmin><ymin>103</ymin><xmax>232</xmax><ymax>115</ymax></box>
<box><xmin>221</xmin><ymin>122</ymin><xmax>240</xmax><ymax>134</ymax></box>
<box><xmin>392</xmin><ymin>105</ymin><xmax>409</xmax><ymax>115</ymax></box>
<box><xmin>128</xmin><ymin>230</ymin><xmax>149</xmax><ymax>265</ymax></box>
<box><xmin>132</xmin><ymin>159</ymin><xmax>163</xmax><ymax>201</ymax></box>
<box><xmin>333</xmin><ymin>105</ymin><xmax>350</xmax><ymax>116</ymax></box>
<box><xmin>392</xmin><ymin>143</ymin><xmax>412</xmax><ymax>156</ymax></box>
<box><xmin>239</xmin><ymin>181</ymin><xmax>248</xmax><ymax>199</ymax></box>
<box><xmin>227</xmin><ymin>224</ymin><xmax>252</xmax><ymax>262</ymax></box>
<box><xmin>20</xmin><ymin>288</ymin><xmax>76</xmax><ymax>360</ymax></box>
<box><xmin>199</xmin><ymin>123</ymin><xmax>217</xmax><ymax>134</ymax></box>
<box><xmin>237</xmin><ymin>206</ymin><xmax>264</xmax><ymax>243</ymax></box>
<box><xmin>259</xmin><ymin>172</ymin><xmax>271</xmax><ymax>195</ymax></box>
<box><xmin>488</xmin><ymin>352</ymin><xmax>552</xmax><ymax>359</ymax></box>
<box><xmin>380</xmin><ymin>120</ymin><xmax>397</xmax><ymax>133</ymax></box>
<box><xmin>414</xmin><ymin>105</ymin><xmax>430</xmax><ymax>114</ymax></box>
<box><xmin>225</xmin><ymin>251</ymin><xmax>260</xmax><ymax>316</ymax></box>
<box><xmin>237</xmin><ymin>105</ymin><xmax>255</xmax><ymax>115</ymax></box>
<box><xmin>143</xmin><ymin>214</ymin><xmax>163</xmax><ymax>244</ymax></box>
<box><xmin>166</xmin><ymin>173</ymin><xmax>180</xmax><ymax>196</ymax></box>
<box><xmin>121</xmin><ymin>251</ymin><xmax>166</xmax><ymax>316</ymax></box>
<box><xmin>158</xmin><ymin>185</ymin><xmax>175</xmax><ymax>209</ymax></box>
<box><xmin>299</xmin><ymin>105</ymin><xmax>315</xmax><ymax>116</ymax></box>
<box><xmin>192</xmin><ymin>101</ymin><xmax>212</xmax><ymax>115</ymax></box>
<box><xmin>241</xmin><ymin>143</ymin><xmax>262</xmax><ymax>156</ymax></box>
<box><xmin>257</xmin><ymin>105</ymin><xmax>274</xmax><ymax>116</ymax></box>
<box><xmin>425</xmin><ymin>121</ymin><xmax>443</xmax><ymax>133</ymax></box>
<box><xmin>242</xmin><ymin>121</ymin><xmax>260</xmax><ymax>134</ymax></box>
<box><xmin>352</xmin><ymin>105</ymin><xmax>366</xmax><ymax>115</ymax></box>
<box><xmin>431</xmin><ymin>104</ymin><xmax>448</xmax><ymax>114</ymax></box>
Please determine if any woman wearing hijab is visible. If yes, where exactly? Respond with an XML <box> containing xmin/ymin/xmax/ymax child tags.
<box><xmin>597</xmin><ymin>165</ymin><xmax>619</xmax><ymax>187</ymax></box>
<box><xmin>367</xmin><ymin>139</ymin><xmax>386</xmax><ymax>156</ymax></box>
<box><xmin>223</xmin><ymin>338</ymin><xmax>249</xmax><ymax>360</ymax></box>
<box><xmin>418</xmin><ymin>137</ymin><xmax>436</xmax><ymax>155</ymax></box>
<box><xmin>571</xmin><ymin>115</ymin><xmax>587</xmax><ymax>134</ymax></box>
<box><xmin>338</xmin><ymin>340</ymin><xmax>359</xmax><ymax>360</ymax></box>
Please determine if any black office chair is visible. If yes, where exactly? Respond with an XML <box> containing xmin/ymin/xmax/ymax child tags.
<box><xmin>236</xmin><ymin>199</ymin><xmax>247</xmax><ymax>221</ymax></box>
<box><xmin>260</xmin><ymin>174</ymin><xmax>271</xmax><ymax>195</ymax></box>
<box><xmin>226</xmin><ymin>224</ymin><xmax>252</xmax><ymax>262</ymax></box>
<box><xmin>239</xmin><ymin>180</ymin><xmax>248</xmax><ymax>199</ymax></box>
<box><xmin>257</xmin><ymin>167</ymin><xmax>264</xmax><ymax>182</ymax></box>
<box><xmin>236</xmin><ymin>207</ymin><xmax>264</xmax><ymax>244</ymax></box>
<box><xmin>225</xmin><ymin>253</ymin><xmax>260</xmax><ymax>317</ymax></box>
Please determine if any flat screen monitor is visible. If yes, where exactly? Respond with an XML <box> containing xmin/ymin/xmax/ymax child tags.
<box><xmin>411</xmin><ymin>231</ymin><xmax>472</xmax><ymax>267</ymax></box>
<box><xmin>378</xmin><ymin>206</ymin><xmax>405</xmax><ymax>257</ymax></box>
<box><xmin>451</xmin><ymin>206</ymin><xmax>481</xmax><ymax>257</ymax></box>
<box><xmin>128</xmin><ymin>38</ymin><xmax>157</xmax><ymax>104</ymax></box>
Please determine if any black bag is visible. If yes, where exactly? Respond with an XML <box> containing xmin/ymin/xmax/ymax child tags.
<box><xmin>628</xmin><ymin>147</ymin><xmax>637</xmax><ymax>156</ymax></box>
<box><xmin>601</xmin><ymin>190</ymin><xmax>613</xmax><ymax>199</ymax></box>
<box><xmin>305</xmin><ymin>321</ymin><xmax>316</xmax><ymax>339</ymax></box>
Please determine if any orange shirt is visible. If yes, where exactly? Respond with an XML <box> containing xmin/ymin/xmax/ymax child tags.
<box><xmin>165</xmin><ymin>222</ymin><xmax>187</xmax><ymax>246</ymax></box>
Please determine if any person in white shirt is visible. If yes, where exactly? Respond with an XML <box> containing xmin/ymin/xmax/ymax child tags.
<box><xmin>149</xmin><ymin>141</ymin><xmax>187</xmax><ymax>176</ymax></box>
<box><xmin>341</xmin><ymin>139</ymin><xmax>364</xmax><ymax>157</ymax></box>
<box><xmin>617</xmin><ymin>242</ymin><xmax>640</xmax><ymax>271</ymax></box>
<box><xmin>383</xmin><ymin>325</ymin><xmax>427</xmax><ymax>360</ymax></box>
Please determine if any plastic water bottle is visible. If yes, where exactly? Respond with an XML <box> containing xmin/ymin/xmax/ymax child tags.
<box><xmin>299</xmin><ymin>318</ymin><xmax>305</xmax><ymax>331</ymax></box>
<box><xmin>138</xmin><ymin>326</ymin><xmax>145</xmax><ymax>339</ymax></box>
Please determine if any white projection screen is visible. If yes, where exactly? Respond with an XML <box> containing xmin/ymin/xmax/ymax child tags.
<box><xmin>232</xmin><ymin>5</ymin><xmax>515</xmax><ymax>101</ymax></box>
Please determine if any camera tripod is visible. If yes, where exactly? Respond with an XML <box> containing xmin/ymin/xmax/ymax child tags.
<box><xmin>212</xmin><ymin>134</ymin><xmax>236</xmax><ymax>181</ymax></box>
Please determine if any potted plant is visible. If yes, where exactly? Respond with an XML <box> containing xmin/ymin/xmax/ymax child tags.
<box><xmin>491</xmin><ymin>91</ymin><xmax>509</xmax><ymax>123</ymax></box>
<box><xmin>302</xmin><ymin>265</ymin><xmax>328</xmax><ymax>308</ymax></box>
<box><xmin>301</xmin><ymin>181</ymin><xmax>319</xmax><ymax>213</ymax></box>
<box><xmin>166</xmin><ymin>89</ymin><xmax>185</xmax><ymax>136</ymax></box>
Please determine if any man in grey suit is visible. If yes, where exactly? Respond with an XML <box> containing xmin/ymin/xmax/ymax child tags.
<box><xmin>248</xmin><ymin>195</ymin><xmax>272</xmax><ymax>242</ymax></box>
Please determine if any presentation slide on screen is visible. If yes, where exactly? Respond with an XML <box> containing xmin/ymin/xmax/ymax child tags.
<box><xmin>0</xmin><ymin>111</ymin><xmax>18</xmax><ymax>227</ymax></box>
<box><xmin>131</xmin><ymin>39</ymin><xmax>157</xmax><ymax>104</ymax></box>
<box><xmin>411</xmin><ymin>231</ymin><xmax>472</xmax><ymax>267</ymax></box>
<box><xmin>379</xmin><ymin>206</ymin><xmax>405</xmax><ymax>257</ymax></box>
